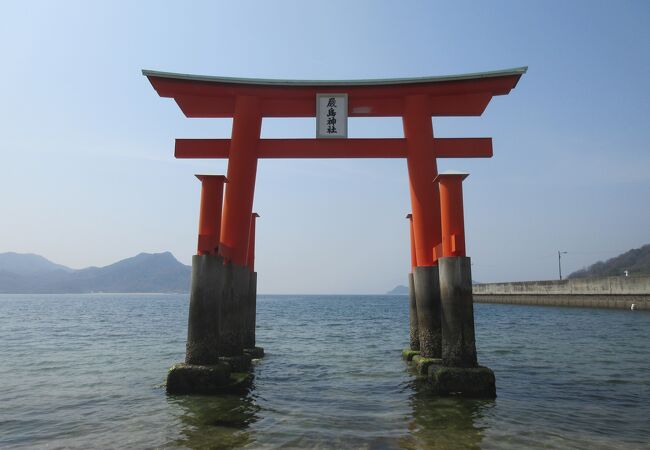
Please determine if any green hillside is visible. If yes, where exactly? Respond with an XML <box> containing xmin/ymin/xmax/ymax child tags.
<box><xmin>568</xmin><ymin>244</ymin><xmax>650</xmax><ymax>279</ymax></box>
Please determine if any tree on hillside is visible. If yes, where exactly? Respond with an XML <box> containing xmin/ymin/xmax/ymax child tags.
<box><xmin>568</xmin><ymin>244</ymin><xmax>650</xmax><ymax>279</ymax></box>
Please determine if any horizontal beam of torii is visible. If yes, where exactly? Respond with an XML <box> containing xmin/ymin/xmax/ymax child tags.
<box><xmin>175</xmin><ymin>137</ymin><xmax>492</xmax><ymax>159</ymax></box>
<box><xmin>143</xmin><ymin>67</ymin><xmax>526</xmax><ymax>118</ymax></box>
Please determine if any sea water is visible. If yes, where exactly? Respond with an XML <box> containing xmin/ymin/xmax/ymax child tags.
<box><xmin>0</xmin><ymin>294</ymin><xmax>648</xmax><ymax>449</ymax></box>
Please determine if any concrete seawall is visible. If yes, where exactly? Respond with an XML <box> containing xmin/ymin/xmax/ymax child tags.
<box><xmin>473</xmin><ymin>276</ymin><xmax>650</xmax><ymax>310</ymax></box>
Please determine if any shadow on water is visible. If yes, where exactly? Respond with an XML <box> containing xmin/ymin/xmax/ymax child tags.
<box><xmin>166</xmin><ymin>385</ymin><xmax>261</xmax><ymax>450</ymax></box>
<box><xmin>400</xmin><ymin>376</ymin><xmax>493</xmax><ymax>450</ymax></box>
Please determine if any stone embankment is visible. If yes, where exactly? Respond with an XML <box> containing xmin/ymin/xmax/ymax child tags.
<box><xmin>473</xmin><ymin>275</ymin><xmax>650</xmax><ymax>310</ymax></box>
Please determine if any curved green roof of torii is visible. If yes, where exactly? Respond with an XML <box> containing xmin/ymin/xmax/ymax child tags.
<box><xmin>142</xmin><ymin>67</ymin><xmax>527</xmax><ymax>87</ymax></box>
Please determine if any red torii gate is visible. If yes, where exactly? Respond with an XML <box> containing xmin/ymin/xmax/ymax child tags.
<box><xmin>146</xmin><ymin>67</ymin><xmax>526</xmax><ymax>397</ymax></box>
<box><xmin>144</xmin><ymin>68</ymin><xmax>525</xmax><ymax>268</ymax></box>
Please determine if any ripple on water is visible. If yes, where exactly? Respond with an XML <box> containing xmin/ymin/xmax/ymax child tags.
<box><xmin>1</xmin><ymin>295</ymin><xmax>649</xmax><ymax>449</ymax></box>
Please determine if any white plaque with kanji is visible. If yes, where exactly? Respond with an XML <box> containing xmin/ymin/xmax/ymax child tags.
<box><xmin>316</xmin><ymin>93</ymin><xmax>348</xmax><ymax>138</ymax></box>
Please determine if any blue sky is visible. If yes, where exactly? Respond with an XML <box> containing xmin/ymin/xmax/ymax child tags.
<box><xmin>1</xmin><ymin>1</ymin><xmax>649</xmax><ymax>293</ymax></box>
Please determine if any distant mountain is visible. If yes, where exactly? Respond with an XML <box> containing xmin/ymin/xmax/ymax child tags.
<box><xmin>0</xmin><ymin>252</ymin><xmax>74</xmax><ymax>274</ymax></box>
<box><xmin>568</xmin><ymin>244</ymin><xmax>650</xmax><ymax>279</ymax></box>
<box><xmin>0</xmin><ymin>252</ymin><xmax>191</xmax><ymax>293</ymax></box>
<box><xmin>387</xmin><ymin>285</ymin><xmax>409</xmax><ymax>295</ymax></box>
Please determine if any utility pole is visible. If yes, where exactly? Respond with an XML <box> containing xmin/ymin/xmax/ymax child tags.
<box><xmin>558</xmin><ymin>251</ymin><xmax>568</xmax><ymax>280</ymax></box>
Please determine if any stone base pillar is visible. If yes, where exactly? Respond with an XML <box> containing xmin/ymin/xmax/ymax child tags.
<box><xmin>431</xmin><ymin>256</ymin><xmax>495</xmax><ymax>398</ymax></box>
<box><xmin>186</xmin><ymin>256</ymin><xmax>250</xmax><ymax>360</ymax></box>
<box><xmin>168</xmin><ymin>255</ymin><xmax>256</xmax><ymax>395</ymax></box>
<box><xmin>438</xmin><ymin>256</ymin><xmax>477</xmax><ymax>367</ymax></box>
<box><xmin>166</xmin><ymin>362</ymin><xmax>253</xmax><ymax>395</ymax></box>
<box><xmin>428</xmin><ymin>365</ymin><xmax>496</xmax><ymax>398</ymax></box>
<box><xmin>243</xmin><ymin>271</ymin><xmax>264</xmax><ymax>359</ymax></box>
<box><xmin>243</xmin><ymin>271</ymin><xmax>257</xmax><ymax>349</ymax></box>
<box><xmin>185</xmin><ymin>254</ymin><xmax>225</xmax><ymax>365</ymax></box>
<box><xmin>218</xmin><ymin>262</ymin><xmax>250</xmax><ymax>357</ymax></box>
<box><xmin>408</xmin><ymin>273</ymin><xmax>420</xmax><ymax>351</ymax></box>
<box><xmin>413</xmin><ymin>265</ymin><xmax>441</xmax><ymax>358</ymax></box>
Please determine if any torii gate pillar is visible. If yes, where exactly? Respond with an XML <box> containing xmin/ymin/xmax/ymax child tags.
<box><xmin>430</xmin><ymin>172</ymin><xmax>496</xmax><ymax>398</ymax></box>
<box><xmin>185</xmin><ymin>175</ymin><xmax>227</xmax><ymax>366</ymax></box>
<box><xmin>220</xmin><ymin>96</ymin><xmax>262</xmax><ymax>264</ymax></box>
<box><xmin>403</xmin><ymin>94</ymin><xmax>443</xmax><ymax>360</ymax></box>
<box><xmin>167</xmin><ymin>175</ymin><xmax>259</xmax><ymax>395</ymax></box>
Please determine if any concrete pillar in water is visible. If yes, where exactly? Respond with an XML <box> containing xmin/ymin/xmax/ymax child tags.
<box><xmin>217</xmin><ymin>262</ymin><xmax>249</xmax><ymax>356</ymax></box>
<box><xmin>408</xmin><ymin>273</ymin><xmax>420</xmax><ymax>351</ymax></box>
<box><xmin>406</xmin><ymin>213</ymin><xmax>420</xmax><ymax>351</ymax></box>
<box><xmin>438</xmin><ymin>256</ymin><xmax>477</xmax><ymax>367</ymax></box>
<box><xmin>186</xmin><ymin>254</ymin><xmax>225</xmax><ymax>364</ymax></box>
<box><xmin>244</xmin><ymin>213</ymin><xmax>259</xmax><ymax>350</ymax></box>
<box><xmin>243</xmin><ymin>271</ymin><xmax>264</xmax><ymax>358</ymax></box>
<box><xmin>243</xmin><ymin>271</ymin><xmax>257</xmax><ymax>349</ymax></box>
<box><xmin>413</xmin><ymin>265</ymin><xmax>442</xmax><ymax>358</ymax></box>
<box><xmin>171</xmin><ymin>256</ymin><xmax>253</xmax><ymax>394</ymax></box>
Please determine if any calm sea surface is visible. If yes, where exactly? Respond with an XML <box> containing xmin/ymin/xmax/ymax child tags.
<box><xmin>0</xmin><ymin>294</ymin><xmax>649</xmax><ymax>449</ymax></box>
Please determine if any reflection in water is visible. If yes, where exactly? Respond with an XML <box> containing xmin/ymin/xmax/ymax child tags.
<box><xmin>168</xmin><ymin>383</ymin><xmax>260</xmax><ymax>450</ymax></box>
<box><xmin>402</xmin><ymin>376</ymin><xmax>493</xmax><ymax>449</ymax></box>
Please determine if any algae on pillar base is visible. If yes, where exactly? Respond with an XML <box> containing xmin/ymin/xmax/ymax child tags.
<box><xmin>401</xmin><ymin>349</ymin><xmax>420</xmax><ymax>361</ymax></box>
<box><xmin>412</xmin><ymin>354</ymin><xmax>441</xmax><ymax>376</ymax></box>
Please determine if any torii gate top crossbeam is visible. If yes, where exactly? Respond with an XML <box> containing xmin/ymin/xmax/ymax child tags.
<box><xmin>143</xmin><ymin>67</ymin><xmax>526</xmax><ymax>118</ymax></box>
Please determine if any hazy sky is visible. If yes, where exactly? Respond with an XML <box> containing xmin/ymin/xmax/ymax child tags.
<box><xmin>1</xmin><ymin>1</ymin><xmax>649</xmax><ymax>294</ymax></box>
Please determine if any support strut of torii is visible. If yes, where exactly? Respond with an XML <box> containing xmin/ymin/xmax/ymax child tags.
<box><xmin>145</xmin><ymin>67</ymin><xmax>526</xmax><ymax>397</ymax></box>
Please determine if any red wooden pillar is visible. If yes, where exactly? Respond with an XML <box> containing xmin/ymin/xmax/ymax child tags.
<box><xmin>406</xmin><ymin>214</ymin><xmax>416</xmax><ymax>270</ymax></box>
<box><xmin>195</xmin><ymin>175</ymin><xmax>227</xmax><ymax>255</ymax></box>
<box><xmin>247</xmin><ymin>213</ymin><xmax>260</xmax><ymax>271</ymax></box>
<box><xmin>220</xmin><ymin>96</ymin><xmax>262</xmax><ymax>265</ymax></box>
<box><xmin>403</xmin><ymin>94</ymin><xmax>441</xmax><ymax>266</ymax></box>
<box><xmin>435</xmin><ymin>172</ymin><xmax>469</xmax><ymax>257</ymax></box>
